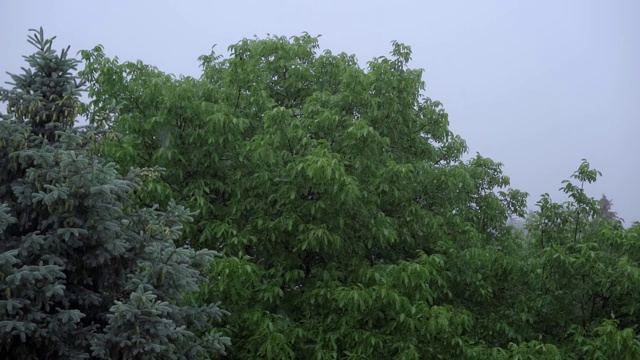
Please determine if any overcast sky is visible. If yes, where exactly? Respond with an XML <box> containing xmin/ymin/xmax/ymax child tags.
<box><xmin>2</xmin><ymin>0</ymin><xmax>639</xmax><ymax>222</ymax></box>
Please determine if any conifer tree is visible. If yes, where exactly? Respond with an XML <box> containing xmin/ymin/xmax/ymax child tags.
<box><xmin>597</xmin><ymin>194</ymin><xmax>618</xmax><ymax>221</ymax></box>
<box><xmin>0</xmin><ymin>28</ymin><xmax>230</xmax><ymax>359</ymax></box>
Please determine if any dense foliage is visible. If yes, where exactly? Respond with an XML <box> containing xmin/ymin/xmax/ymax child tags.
<box><xmin>0</xmin><ymin>29</ymin><xmax>229</xmax><ymax>359</ymax></box>
<box><xmin>2</xmin><ymin>28</ymin><xmax>640</xmax><ymax>359</ymax></box>
<box><xmin>80</xmin><ymin>33</ymin><xmax>640</xmax><ymax>359</ymax></box>
<box><xmin>81</xmin><ymin>34</ymin><xmax>535</xmax><ymax>359</ymax></box>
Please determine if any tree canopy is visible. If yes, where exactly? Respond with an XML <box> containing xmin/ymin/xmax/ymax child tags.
<box><xmin>80</xmin><ymin>33</ymin><xmax>535</xmax><ymax>358</ymax></box>
<box><xmin>2</xmin><ymin>29</ymin><xmax>640</xmax><ymax>359</ymax></box>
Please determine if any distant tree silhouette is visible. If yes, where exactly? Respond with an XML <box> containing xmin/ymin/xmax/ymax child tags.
<box><xmin>597</xmin><ymin>194</ymin><xmax>618</xmax><ymax>221</ymax></box>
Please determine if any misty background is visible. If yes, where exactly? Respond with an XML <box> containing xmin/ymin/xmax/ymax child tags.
<box><xmin>1</xmin><ymin>0</ymin><xmax>638</xmax><ymax>222</ymax></box>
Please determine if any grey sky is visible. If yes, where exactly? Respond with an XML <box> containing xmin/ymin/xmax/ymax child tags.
<box><xmin>2</xmin><ymin>0</ymin><xmax>639</xmax><ymax>222</ymax></box>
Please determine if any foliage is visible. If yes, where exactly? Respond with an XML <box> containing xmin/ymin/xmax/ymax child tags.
<box><xmin>81</xmin><ymin>34</ymin><xmax>529</xmax><ymax>359</ymax></box>
<box><xmin>0</xmin><ymin>28</ymin><xmax>229</xmax><ymax>359</ymax></box>
<box><xmin>79</xmin><ymin>32</ymin><xmax>640</xmax><ymax>358</ymax></box>
<box><xmin>515</xmin><ymin>160</ymin><xmax>640</xmax><ymax>354</ymax></box>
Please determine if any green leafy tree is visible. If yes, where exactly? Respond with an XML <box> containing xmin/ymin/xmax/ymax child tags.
<box><xmin>0</xmin><ymin>28</ymin><xmax>229</xmax><ymax>359</ymax></box>
<box><xmin>512</xmin><ymin>161</ymin><xmax>640</xmax><ymax>356</ymax></box>
<box><xmin>81</xmin><ymin>34</ymin><xmax>530</xmax><ymax>358</ymax></box>
<box><xmin>575</xmin><ymin>319</ymin><xmax>640</xmax><ymax>359</ymax></box>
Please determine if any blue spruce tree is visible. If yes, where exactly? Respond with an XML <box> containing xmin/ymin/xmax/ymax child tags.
<box><xmin>0</xmin><ymin>28</ymin><xmax>230</xmax><ymax>359</ymax></box>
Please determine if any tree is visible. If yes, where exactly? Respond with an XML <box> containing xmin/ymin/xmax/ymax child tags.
<box><xmin>78</xmin><ymin>30</ymin><xmax>640</xmax><ymax>359</ymax></box>
<box><xmin>516</xmin><ymin>160</ymin><xmax>640</xmax><ymax>356</ymax></box>
<box><xmin>0</xmin><ymin>28</ymin><xmax>229</xmax><ymax>359</ymax></box>
<box><xmin>81</xmin><ymin>34</ymin><xmax>530</xmax><ymax>358</ymax></box>
<box><xmin>597</xmin><ymin>194</ymin><xmax>618</xmax><ymax>221</ymax></box>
